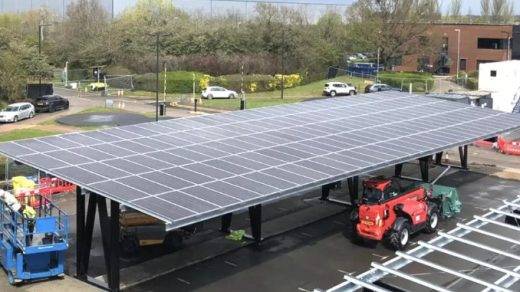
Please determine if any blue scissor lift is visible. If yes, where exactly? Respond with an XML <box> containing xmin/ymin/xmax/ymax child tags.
<box><xmin>0</xmin><ymin>194</ymin><xmax>69</xmax><ymax>285</ymax></box>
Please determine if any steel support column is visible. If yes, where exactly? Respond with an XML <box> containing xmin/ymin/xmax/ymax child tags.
<box><xmin>109</xmin><ymin>200</ymin><xmax>120</xmax><ymax>292</ymax></box>
<box><xmin>248</xmin><ymin>204</ymin><xmax>262</xmax><ymax>243</ymax></box>
<box><xmin>395</xmin><ymin>163</ymin><xmax>404</xmax><ymax>177</ymax></box>
<box><xmin>79</xmin><ymin>193</ymin><xmax>98</xmax><ymax>277</ymax></box>
<box><xmin>459</xmin><ymin>145</ymin><xmax>468</xmax><ymax>170</ymax></box>
<box><xmin>221</xmin><ymin>213</ymin><xmax>233</xmax><ymax>233</ymax></box>
<box><xmin>419</xmin><ymin>157</ymin><xmax>430</xmax><ymax>182</ymax></box>
<box><xmin>321</xmin><ymin>184</ymin><xmax>330</xmax><ymax>200</ymax></box>
<box><xmin>76</xmin><ymin>186</ymin><xmax>85</xmax><ymax>280</ymax></box>
<box><xmin>434</xmin><ymin>152</ymin><xmax>443</xmax><ymax>165</ymax></box>
<box><xmin>347</xmin><ymin>176</ymin><xmax>359</xmax><ymax>205</ymax></box>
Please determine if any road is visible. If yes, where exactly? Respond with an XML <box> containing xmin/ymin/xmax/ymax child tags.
<box><xmin>0</xmin><ymin>87</ymin><xmax>194</xmax><ymax>133</ymax></box>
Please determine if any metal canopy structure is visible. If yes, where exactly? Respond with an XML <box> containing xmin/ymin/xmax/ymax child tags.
<box><xmin>325</xmin><ymin>196</ymin><xmax>520</xmax><ymax>292</ymax></box>
<box><xmin>1</xmin><ymin>92</ymin><xmax>520</xmax><ymax>231</ymax></box>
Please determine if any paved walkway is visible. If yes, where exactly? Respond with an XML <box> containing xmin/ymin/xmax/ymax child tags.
<box><xmin>0</xmin><ymin>274</ymin><xmax>101</xmax><ymax>292</ymax></box>
<box><xmin>431</xmin><ymin>75</ymin><xmax>466</xmax><ymax>93</ymax></box>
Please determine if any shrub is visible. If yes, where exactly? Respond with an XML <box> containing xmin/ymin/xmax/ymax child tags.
<box><xmin>210</xmin><ymin>74</ymin><xmax>275</xmax><ymax>93</ymax></box>
<box><xmin>270</xmin><ymin>74</ymin><xmax>303</xmax><ymax>90</ymax></box>
<box><xmin>134</xmin><ymin>71</ymin><xmax>205</xmax><ymax>93</ymax></box>
<box><xmin>379</xmin><ymin>72</ymin><xmax>434</xmax><ymax>92</ymax></box>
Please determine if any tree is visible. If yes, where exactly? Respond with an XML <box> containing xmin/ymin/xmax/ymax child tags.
<box><xmin>481</xmin><ymin>0</ymin><xmax>491</xmax><ymax>22</ymax></box>
<box><xmin>50</xmin><ymin>0</ymin><xmax>111</xmax><ymax>68</ymax></box>
<box><xmin>346</xmin><ymin>0</ymin><xmax>441</xmax><ymax>68</ymax></box>
<box><xmin>0</xmin><ymin>13</ymin><xmax>53</xmax><ymax>101</ymax></box>
<box><xmin>490</xmin><ymin>0</ymin><xmax>514</xmax><ymax>23</ymax></box>
<box><xmin>449</xmin><ymin>0</ymin><xmax>462</xmax><ymax>22</ymax></box>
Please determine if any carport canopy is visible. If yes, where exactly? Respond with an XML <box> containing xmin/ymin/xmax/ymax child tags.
<box><xmin>1</xmin><ymin>91</ymin><xmax>520</xmax><ymax>230</ymax></box>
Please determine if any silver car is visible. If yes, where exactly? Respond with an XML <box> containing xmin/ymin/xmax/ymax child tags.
<box><xmin>0</xmin><ymin>102</ymin><xmax>35</xmax><ymax>123</ymax></box>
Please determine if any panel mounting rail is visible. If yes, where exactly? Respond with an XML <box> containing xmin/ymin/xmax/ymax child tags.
<box><xmin>322</xmin><ymin>195</ymin><xmax>520</xmax><ymax>292</ymax></box>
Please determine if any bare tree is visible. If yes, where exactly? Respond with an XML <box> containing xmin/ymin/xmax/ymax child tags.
<box><xmin>481</xmin><ymin>0</ymin><xmax>491</xmax><ymax>22</ymax></box>
<box><xmin>491</xmin><ymin>0</ymin><xmax>514</xmax><ymax>23</ymax></box>
<box><xmin>347</xmin><ymin>0</ymin><xmax>441</xmax><ymax>68</ymax></box>
<box><xmin>449</xmin><ymin>0</ymin><xmax>462</xmax><ymax>22</ymax></box>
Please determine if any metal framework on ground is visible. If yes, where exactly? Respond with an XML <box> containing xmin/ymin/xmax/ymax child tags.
<box><xmin>325</xmin><ymin>196</ymin><xmax>520</xmax><ymax>292</ymax></box>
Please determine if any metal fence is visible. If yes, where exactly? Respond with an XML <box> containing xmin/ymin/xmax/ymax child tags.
<box><xmin>0</xmin><ymin>0</ymin><xmax>347</xmax><ymax>22</ymax></box>
<box><xmin>0</xmin><ymin>0</ymin><xmax>114</xmax><ymax>18</ymax></box>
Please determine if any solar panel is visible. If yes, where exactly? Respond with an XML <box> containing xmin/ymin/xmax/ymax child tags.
<box><xmin>2</xmin><ymin>92</ymin><xmax>520</xmax><ymax>229</ymax></box>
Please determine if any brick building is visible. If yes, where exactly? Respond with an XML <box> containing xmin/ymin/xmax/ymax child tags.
<box><xmin>395</xmin><ymin>23</ymin><xmax>520</xmax><ymax>74</ymax></box>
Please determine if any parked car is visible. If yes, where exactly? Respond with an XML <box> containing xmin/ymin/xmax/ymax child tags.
<box><xmin>34</xmin><ymin>95</ymin><xmax>69</xmax><ymax>113</ymax></box>
<box><xmin>365</xmin><ymin>83</ymin><xmax>396</xmax><ymax>93</ymax></box>
<box><xmin>0</xmin><ymin>102</ymin><xmax>35</xmax><ymax>123</ymax></box>
<box><xmin>323</xmin><ymin>82</ymin><xmax>357</xmax><ymax>97</ymax></box>
<box><xmin>201</xmin><ymin>86</ymin><xmax>238</xmax><ymax>99</ymax></box>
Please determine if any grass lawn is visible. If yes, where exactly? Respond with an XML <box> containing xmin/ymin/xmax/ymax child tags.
<box><xmin>194</xmin><ymin>75</ymin><xmax>369</xmax><ymax>110</ymax></box>
<box><xmin>0</xmin><ymin>128</ymin><xmax>63</xmax><ymax>143</ymax></box>
<box><xmin>118</xmin><ymin>75</ymin><xmax>370</xmax><ymax>111</ymax></box>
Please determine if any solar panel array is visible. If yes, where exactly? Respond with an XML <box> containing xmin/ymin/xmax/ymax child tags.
<box><xmin>1</xmin><ymin>92</ymin><xmax>520</xmax><ymax>230</ymax></box>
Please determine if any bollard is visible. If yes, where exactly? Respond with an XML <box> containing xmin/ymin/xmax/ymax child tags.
<box><xmin>194</xmin><ymin>98</ymin><xmax>198</xmax><ymax>112</ymax></box>
<box><xmin>240</xmin><ymin>98</ymin><xmax>246</xmax><ymax>110</ymax></box>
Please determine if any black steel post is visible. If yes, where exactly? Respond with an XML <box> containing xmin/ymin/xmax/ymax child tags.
<box><xmin>38</xmin><ymin>24</ymin><xmax>42</xmax><ymax>99</ymax></box>
<box><xmin>419</xmin><ymin>157</ymin><xmax>430</xmax><ymax>182</ymax></box>
<box><xmin>347</xmin><ymin>176</ymin><xmax>359</xmax><ymax>205</ymax></box>
<box><xmin>81</xmin><ymin>193</ymin><xmax>98</xmax><ymax>275</ymax></box>
<box><xmin>248</xmin><ymin>205</ymin><xmax>262</xmax><ymax>243</ymax></box>
<box><xmin>240</xmin><ymin>98</ymin><xmax>246</xmax><ymax>110</ymax></box>
<box><xmin>155</xmin><ymin>34</ymin><xmax>160</xmax><ymax>122</ymax></box>
<box><xmin>459</xmin><ymin>145</ymin><xmax>468</xmax><ymax>170</ymax></box>
<box><xmin>97</xmin><ymin>198</ymin><xmax>111</xmax><ymax>280</ymax></box>
<box><xmin>194</xmin><ymin>98</ymin><xmax>198</xmax><ymax>112</ymax></box>
<box><xmin>221</xmin><ymin>213</ymin><xmax>232</xmax><ymax>233</ymax></box>
<box><xmin>109</xmin><ymin>200</ymin><xmax>120</xmax><ymax>292</ymax></box>
<box><xmin>280</xmin><ymin>25</ymin><xmax>285</xmax><ymax>100</ymax></box>
<box><xmin>321</xmin><ymin>184</ymin><xmax>331</xmax><ymax>200</ymax></box>
<box><xmin>394</xmin><ymin>163</ymin><xmax>403</xmax><ymax>177</ymax></box>
<box><xmin>435</xmin><ymin>152</ymin><xmax>443</xmax><ymax>165</ymax></box>
<box><xmin>75</xmin><ymin>186</ymin><xmax>85</xmax><ymax>279</ymax></box>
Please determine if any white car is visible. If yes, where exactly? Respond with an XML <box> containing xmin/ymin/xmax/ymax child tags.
<box><xmin>201</xmin><ymin>86</ymin><xmax>238</xmax><ymax>99</ymax></box>
<box><xmin>323</xmin><ymin>82</ymin><xmax>357</xmax><ymax>97</ymax></box>
<box><xmin>0</xmin><ymin>102</ymin><xmax>35</xmax><ymax>123</ymax></box>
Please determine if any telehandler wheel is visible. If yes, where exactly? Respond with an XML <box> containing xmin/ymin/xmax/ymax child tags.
<box><xmin>424</xmin><ymin>206</ymin><xmax>440</xmax><ymax>234</ymax></box>
<box><xmin>349</xmin><ymin>209</ymin><xmax>363</xmax><ymax>244</ymax></box>
<box><xmin>388</xmin><ymin>218</ymin><xmax>411</xmax><ymax>251</ymax></box>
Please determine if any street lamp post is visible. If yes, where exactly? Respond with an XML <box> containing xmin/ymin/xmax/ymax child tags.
<box><xmin>38</xmin><ymin>23</ymin><xmax>52</xmax><ymax>98</ymax></box>
<box><xmin>501</xmin><ymin>31</ymin><xmax>511</xmax><ymax>61</ymax></box>
<box><xmin>155</xmin><ymin>34</ymin><xmax>160</xmax><ymax>122</ymax></box>
<box><xmin>454</xmin><ymin>29</ymin><xmax>461</xmax><ymax>80</ymax></box>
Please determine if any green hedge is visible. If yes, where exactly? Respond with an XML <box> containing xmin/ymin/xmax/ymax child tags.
<box><xmin>211</xmin><ymin>74</ymin><xmax>275</xmax><ymax>93</ymax></box>
<box><xmin>135</xmin><ymin>72</ymin><xmax>281</xmax><ymax>94</ymax></box>
<box><xmin>379</xmin><ymin>72</ymin><xmax>434</xmax><ymax>92</ymax></box>
<box><xmin>134</xmin><ymin>71</ymin><xmax>205</xmax><ymax>93</ymax></box>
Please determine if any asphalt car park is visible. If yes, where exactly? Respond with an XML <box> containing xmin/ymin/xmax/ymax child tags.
<box><xmin>4</xmin><ymin>153</ymin><xmax>515</xmax><ymax>292</ymax></box>
<box><xmin>121</xmin><ymin>163</ymin><xmax>520</xmax><ymax>292</ymax></box>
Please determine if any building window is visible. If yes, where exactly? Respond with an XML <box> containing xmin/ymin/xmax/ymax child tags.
<box><xmin>490</xmin><ymin>70</ymin><xmax>497</xmax><ymax>77</ymax></box>
<box><xmin>478</xmin><ymin>38</ymin><xmax>508</xmax><ymax>50</ymax></box>
<box><xmin>460</xmin><ymin>59</ymin><xmax>467</xmax><ymax>71</ymax></box>
<box><xmin>442</xmin><ymin>37</ymin><xmax>449</xmax><ymax>53</ymax></box>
